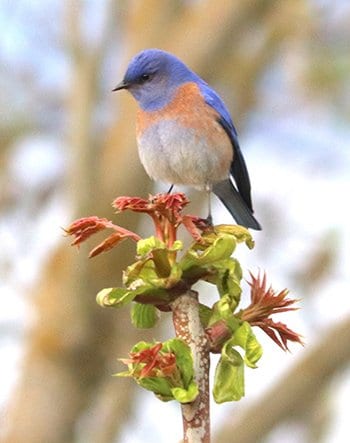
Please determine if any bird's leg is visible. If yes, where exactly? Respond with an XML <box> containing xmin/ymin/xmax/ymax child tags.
<box><xmin>167</xmin><ymin>184</ymin><xmax>174</xmax><ymax>194</ymax></box>
<box><xmin>205</xmin><ymin>184</ymin><xmax>213</xmax><ymax>225</ymax></box>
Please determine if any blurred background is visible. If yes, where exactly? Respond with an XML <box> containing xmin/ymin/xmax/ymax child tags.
<box><xmin>1</xmin><ymin>1</ymin><xmax>350</xmax><ymax>442</ymax></box>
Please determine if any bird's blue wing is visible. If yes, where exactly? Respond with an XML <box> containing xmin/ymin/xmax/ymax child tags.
<box><xmin>198</xmin><ymin>81</ymin><xmax>253</xmax><ymax>212</ymax></box>
<box><xmin>198</xmin><ymin>81</ymin><xmax>238</xmax><ymax>136</ymax></box>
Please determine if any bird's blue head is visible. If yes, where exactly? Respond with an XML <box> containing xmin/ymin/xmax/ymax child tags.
<box><xmin>113</xmin><ymin>49</ymin><xmax>199</xmax><ymax>111</ymax></box>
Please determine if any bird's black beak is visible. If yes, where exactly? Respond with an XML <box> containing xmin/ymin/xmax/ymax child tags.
<box><xmin>112</xmin><ymin>80</ymin><xmax>129</xmax><ymax>92</ymax></box>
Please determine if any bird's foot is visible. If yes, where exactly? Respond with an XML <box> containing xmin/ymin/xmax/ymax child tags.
<box><xmin>205</xmin><ymin>213</ymin><xmax>213</xmax><ymax>226</ymax></box>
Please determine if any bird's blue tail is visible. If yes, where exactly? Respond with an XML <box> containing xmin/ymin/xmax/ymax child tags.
<box><xmin>213</xmin><ymin>179</ymin><xmax>261</xmax><ymax>230</ymax></box>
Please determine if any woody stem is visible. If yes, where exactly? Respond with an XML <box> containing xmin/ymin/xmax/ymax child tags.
<box><xmin>171</xmin><ymin>291</ymin><xmax>210</xmax><ymax>443</ymax></box>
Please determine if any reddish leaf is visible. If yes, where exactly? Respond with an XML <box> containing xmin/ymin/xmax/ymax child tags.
<box><xmin>65</xmin><ymin>216</ymin><xmax>140</xmax><ymax>256</ymax></box>
<box><xmin>113</xmin><ymin>196</ymin><xmax>152</xmax><ymax>213</ymax></box>
<box><xmin>89</xmin><ymin>233</ymin><xmax>127</xmax><ymax>258</ymax></box>
<box><xmin>121</xmin><ymin>342</ymin><xmax>177</xmax><ymax>379</ymax></box>
<box><xmin>64</xmin><ymin>216</ymin><xmax>113</xmax><ymax>246</ymax></box>
<box><xmin>241</xmin><ymin>272</ymin><xmax>302</xmax><ymax>351</ymax></box>
<box><xmin>182</xmin><ymin>215</ymin><xmax>209</xmax><ymax>243</ymax></box>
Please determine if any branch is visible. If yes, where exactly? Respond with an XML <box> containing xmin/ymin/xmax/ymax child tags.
<box><xmin>172</xmin><ymin>291</ymin><xmax>210</xmax><ymax>443</ymax></box>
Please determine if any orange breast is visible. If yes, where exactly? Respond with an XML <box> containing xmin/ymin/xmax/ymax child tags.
<box><xmin>137</xmin><ymin>82</ymin><xmax>228</xmax><ymax>142</ymax></box>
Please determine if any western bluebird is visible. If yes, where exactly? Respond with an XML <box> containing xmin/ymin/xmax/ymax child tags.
<box><xmin>113</xmin><ymin>49</ymin><xmax>261</xmax><ymax>230</ymax></box>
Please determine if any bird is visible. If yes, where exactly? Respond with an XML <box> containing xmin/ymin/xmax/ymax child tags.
<box><xmin>113</xmin><ymin>48</ymin><xmax>261</xmax><ymax>230</ymax></box>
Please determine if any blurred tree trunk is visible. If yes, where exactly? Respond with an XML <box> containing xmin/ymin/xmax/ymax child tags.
<box><xmin>2</xmin><ymin>1</ymin><xmax>320</xmax><ymax>443</ymax></box>
<box><xmin>1</xmin><ymin>2</ymin><xmax>146</xmax><ymax>443</ymax></box>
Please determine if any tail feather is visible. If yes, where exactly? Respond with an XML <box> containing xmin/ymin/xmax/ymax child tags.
<box><xmin>213</xmin><ymin>179</ymin><xmax>261</xmax><ymax>230</ymax></box>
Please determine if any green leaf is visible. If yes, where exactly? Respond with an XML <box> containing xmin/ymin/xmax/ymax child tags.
<box><xmin>138</xmin><ymin>238</ymin><xmax>179</xmax><ymax>279</ymax></box>
<box><xmin>151</xmin><ymin>248</ymin><xmax>172</xmax><ymax>277</ymax></box>
<box><xmin>212</xmin><ymin>322</ymin><xmax>263</xmax><ymax>403</ymax></box>
<box><xmin>202</xmin><ymin>258</ymin><xmax>242</xmax><ymax>317</ymax></box>
<box><xmin>96</xmin><ymin>287</ymin><xmax>137</xmax><ymax>307</ymax></box>
<box><xmin>213</xmin><ymin>345</ymin><xmax>244</xmax><ymax>403</ymax></box>
<box><xmin>156</xmin><ymin>262</ymin><xmax>182</xmax><ymax>289</ymax></box>
<box><xmin>171</xmin><ymin>380</ymin><xmax>199</xmax><ymax>403</ymax></box>
<box><xmin>137</xmin><ymin>236</ymin><xmax>166</xmax><ymax>257</ymax></box>
<box><xmin>110</xmin><ymin>253</ymin><xmax>184</xmax><ymax>307</ymax></box>
<box><xmin>170</xmin><ymin>240</ymin><xmax>183</xmax><ymax>252</ymax></box>
<box><xmin>123</xmin><ymin>259</ymin><xmax>149</xmax><ymax>286</ymax></box>
<box><xmin>208</xmin><ymin>295</ymin><xmax>232</xmax><ymax>326</ymax></box>
<box><xmin>129</xmin><ymin>340</ymin><xmax>151</xmax><ymax>353</ymax></box>
<box><xmin>164</xmin><ymin>338</ymin><xmax>194</xmax><ymax>388</ymax></box>
<box><xmin>230</xmin><ymin>321</ymin><xmax>263</xmax><ymax>368</ymax></box>
<box><xmin>96</xmin><ymin>283</ymin><xmax>171</xmax><ymax>308</ymax></box>
<box><xmin>131</xmin><ymin>303</ymin><xmax>159</xmax><ymax>329</ymax></box>
<box><xmin>126</xmin><ymin>258</ymin><xmax>182</xmax><ymax>291</ymax></box>
<box><xmin>206</xmin><ymin>258</ymin><xmax>242</xmax><ymax>299</ymax></box>
<box><xmin>214</xmin><ymin>224</ymin><xmax>255</xmax><ymax>249</ymax></box>
<box><xmin>198</xmin><ymin>303</ymin><xmax>212</xmax><ymax>327</ymax></box>
<box><xmin>138</xmin><ymin>376</ymin><xmax>174</xmax><ymax>401</ymax></box>
<box><xmin>180</xmin><ymin>233</ymin><xmax>236</xmax><ymax>271</ymax></box>
<box><xmin>114</xmin><ymin>371</ymin><xmax>131</xmax><ymax>378</ymax></box>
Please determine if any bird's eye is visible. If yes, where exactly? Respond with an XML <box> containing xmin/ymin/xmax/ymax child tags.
<box><xmin>140</xmin><ymin>73</ymin><xmax>151</xmax><ymax>83</ymax></box>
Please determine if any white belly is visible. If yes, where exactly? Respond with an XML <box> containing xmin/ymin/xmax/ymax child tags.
<box><xmin>137</xmin><ymin>120</ymin><xmax>232</xmax><ymax>189</ymax></box>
